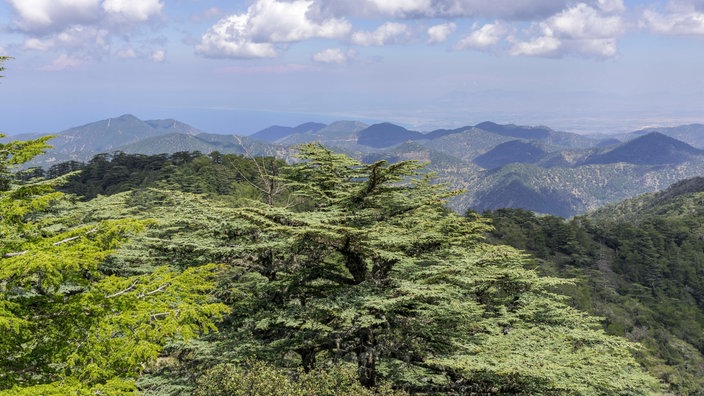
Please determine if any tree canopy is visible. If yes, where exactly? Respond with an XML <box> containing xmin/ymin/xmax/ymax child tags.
<box><xmin>205</xmin><ymin>143</ymin><xmax>662</xmax><ymax>394</ymax></box>
<box><xmin>0</xmin><ymin>134</ymin><xmax>228</xmax><ymax>394</ymax></box>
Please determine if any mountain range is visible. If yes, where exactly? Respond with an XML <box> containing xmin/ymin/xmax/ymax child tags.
<box><xmin>7</xmin><ymin>114</ymin><xmax>704</xmax><ymax>217</ymax></box>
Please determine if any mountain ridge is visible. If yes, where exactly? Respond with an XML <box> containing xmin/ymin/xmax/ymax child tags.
<box><xmin>15</xmin><ymin>114</ymin><xmax>704</xmax><ymax>218</ymax></box>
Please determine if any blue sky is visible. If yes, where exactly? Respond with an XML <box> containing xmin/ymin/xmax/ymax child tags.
<box><xmin>0</xmin><ymin>0</ymin><xmax>703</xmax><ymax>136</ymax></box>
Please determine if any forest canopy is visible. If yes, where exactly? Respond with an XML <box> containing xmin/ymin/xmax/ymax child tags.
<box><xmin>0</xmin><ymin>139</ymin><xmax>665</xmax><ymax>394</ymax></box>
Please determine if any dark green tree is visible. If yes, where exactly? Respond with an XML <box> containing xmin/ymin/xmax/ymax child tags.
<box><xmin>219</xmin><ymin>143</ymin><xmax>661</xmax><ymax>394</ymax></box>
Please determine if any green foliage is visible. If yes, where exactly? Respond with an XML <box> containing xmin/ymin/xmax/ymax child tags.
<box><xmin>195</xmin><ymin>360</ymin><xmax>404</xmax><ymax>396</ymax></box>
<box><xmin>0</xmin><ymin>136</ymin><xmax>228</xmax><ymax>392</ymax></box>
<box><xmin>488</xmin><ymin>202</ymin><xmax>704</xmax><ymax>394</ymax></box>
<box><xmin>55</xmin><ymin>151</ymin><xmax>287</xmax><ymax>204</ymax></box>
<box><xmin>215</xmin><ymin>143</ymin><xmax>660</xmax><ymax>394</ymax></box>
<box><xmin>0</xmin><ymin>55</ymin><xmax>9</xmax><ymax>77</ymax></box>
<box><xmin>0</xmin><ymin>378</ymin><xmax>136</xmax><ymax>396</ymax></box>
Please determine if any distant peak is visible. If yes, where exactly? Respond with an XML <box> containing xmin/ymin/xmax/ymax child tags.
<box><xmin>115</xmin><ymin>114</ymin><xmax>140</xmax><ymax>121</ymax></box>
<box><xmin>475</xmin><ymin>121</ymin><xmax>500</xmax><ymax>129</ymax></box>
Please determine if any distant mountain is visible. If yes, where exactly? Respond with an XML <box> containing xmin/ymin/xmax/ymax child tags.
<box><xmin>113</xmin><ymin>132</ymin><xmax>285</xmax><ymax>158</ymax></box>
<box><xmin>18</xmin><ymin>114</ymin><xmax>296</xmax><ymax>167</ymax></box>
<box><xmin>473</xmin><ymin>140</ymin><xmax>548</xmax><ymax>169</ymax></box>
<box><xmin>249</xmin><ymin>122</ymin><xmax>326</xmax><ymax>143</ymax></box>
<box><xmin>473</xmin><ymin>178</ymin><xmax>582</xmax><ymax>218</ymax></box>
<box><xmin>595</xmin><ymin>137</ymin><xmax>622</xmax><ymax>147</ymax></box>
<box><xmin>356</xmin><ymin>123</ymin><xmax>424</xmax><ymax>148</ymax></box>
<box><xmin>23</xmin><ymin>114</ymin><xmax>208</xmax><ymax>165</ymax></box>
<box><xmin>114</xmin><ymin>133</ymin><xmax>231</xmax><ymax>156</ymax></box>
<box><xmin>54</xmin><ymin>114</ymin><xmax>202</xmax><ymax>154</ymax></box>
<box><xmin>16</xmin><ymin>114</ymin><xmax>704</xmax><ymax>219</ymax></box>
<box><xmin>424</xmin><ymin>126</ymin><xmax>473</xmax><ymax>140</ymax></box>
<box><xmin>582</xmin><ymin>132</ymin><xmax>702</xmax><ymax>165</ymax></box>
<box><xmin>244</xmin><ymin>120</ymin><xmax>596</xmax><ymax>153</ymax></box>
<box><xmin>474</xmin><ymin>121</ymin><xmax>551</xmax><ymax>139</ymax></box>
<box><xmin>277</xmin><ymin>121</ymin><xmax>368</xmax><ymax>146</ymax></box>
<box><xmin>144</xmin><ymin>119</ymin><xmax>203</xmax><ymax>136</ymax></box>
<box><xmin>629</xmin><ymin>124</ymin><xmax>704</xmax><ymax>149</ymax></box>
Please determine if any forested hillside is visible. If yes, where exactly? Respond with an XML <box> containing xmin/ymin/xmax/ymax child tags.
<box><xmin>1</xmin><ymin>140</ymin><xmax>663</xmax><ymax>394</ymax></box>
<box><xmin>486</xmin><ymin>181</ymin><xmax>704</xmax><ymax>394</ymax></box>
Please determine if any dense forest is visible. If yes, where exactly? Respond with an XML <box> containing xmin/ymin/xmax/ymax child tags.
<box><xmin>1</xmin><ymin>135</ymin><xmax>674</xmax><ymax>395</ymax></box>
<box><xmin>486</xmin><ymin>189</ymin><xmax>704</xmax><ymax>394</ymax></box>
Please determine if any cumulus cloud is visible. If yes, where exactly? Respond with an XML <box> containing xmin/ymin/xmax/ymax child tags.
<box><xmin>102</xmin><ymin>0</ymin><xmax>164</xmax><ymax>24</ymax></box>
<box><xmin>196</xmin><ymin>15</ymin><xmax>279</xmax><ymax>58</ymax></box>
<box><xmin>640</xmin><ymin>0</ymin><xmax>704</xmax><ymax>35</ymax></box>
<box><xmin>427</xmin><ymin>22</ymin><xmax>456</xmax><ymax>44</ymax></box>
<box><xmin>351</xmin><ymin>22</ymin><xmax>411</xmax><ymax>46</ymax></box>
<box><xmin>311</xmin><ymin>0</ymin><xmax>569</xmax><ymax>20</ymax></box>
<box><xmin>312</xmin><ymin>47</ymin><xmax>357</xmax><ymax>63</ymax></box>
<box><xmin>7</xmin><ymin>0</ymin><xmax>100</xmax><ymax>33</ymax></box>
<box><xmin>196</xmin><ymin>0</ymin><xmax>351</xmax><ymax>59</ymax></box>
<box><xmin>6</xmin><ymin>0</ymin><xmax>165</xmax><ymax>62</ymax></box>
<box><xmin>510</xmin><ymin>35</ymin><xmax>562</xmax><ymax>56</ymax></box>
<box><xmin>23</xmin><ymin>25</ymin><xmax>109</xmax><ymax>55</ymax></box>
<box><xmin>510</xmin><ymin>2</ymin><xmax>625</xmax><ymax>58</ymax></box>
<box><xmin>596</xmin><ymin>0</ymin><xmax>625</xmax><ymax>13</ymax></box>
<box><xmin>455</xmin><ymin>22</ymin><xmax>509</xmax><ymax>49</ymax></box>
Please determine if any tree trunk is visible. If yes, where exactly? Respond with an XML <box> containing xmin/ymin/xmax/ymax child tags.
<box><xmin>356</xmin><ymin>328</ymin><xmax>378</xmax><ymax>387</ymax></box>
<box><xmin>298</xmin><ymin>348</ymin><xmax>317</xmax><ymax>373</ymax></box>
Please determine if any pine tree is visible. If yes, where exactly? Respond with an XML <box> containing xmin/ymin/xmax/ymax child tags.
<box><xmin>220</xmin><ymin>143</ymin><xmax>662</xmax><ymax>394</ymax></box>
<box><xmin>0</xmin><ymin>134</ymin><xmax>228</xmax><ymax>393</ymax></box>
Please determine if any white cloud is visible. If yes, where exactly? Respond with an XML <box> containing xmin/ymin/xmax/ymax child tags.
<box><xmin>427</xmin><ymin>22</ymin><xmax>456</xmax><ymax>44</ymax></box>
<box><xmin>549</xmin><ymin>3</ymin><xmax>624</xmax><ymax>39</ymax></box>
<box><xmin>102</xmin><ymin>0</ymin><xmax>164</xmax><ymax>23</ymax></box>
<box><xmin>640</xmin><ymin>0</ymin><xmax>704</xmax><ymax>35</ymax></box>
<box><xmin>7</xmin><ymin>0</ymin><xmax>166</xmax><ymax>62</ymax></box>
<box><xmin>312</xmin><ymin>47</ymin><xmax>357</xmax><ymax>63</ymax></box>
<box><xmin>311</xmin><ymin>0</ymin><xmax>569</xmax><ymax>20</ymax></box>
<box><xmin>7</xmin><ymin>0</ymin><xmax>100</xmax><ymax>32</ymax></box>
<box><xmin>195</xmin><ymin>14</ymin><xmax>279</xmax><ymax>58</ymax></box>
<box><xmin>365</xmin><ymin>0</ymin><xmax>432</xmax><ymax>17</ymax></box>
<box><xmin>23</xmin><ymin>26</ymin><xmax>109</xmax><ymax>55</ymax></box>
<box><xmin>455</xmin><ymin>22</ymin><xmax>508</xmax><ymax>49</ymax></box>
<box><xmin>351</xmin><ymin>22</ymin><xmax>411</xmax><ymax>46</ymax></box>
<box><xmin>38</xmin><ymin>54</ymin><xmax>88</xmax><ymax>71</ymax></box>
<box><xmin>510</xmin><ymin>35</ymin><xmax>562</xmax><ymax>56</ymax></box>
<box><xmin>596</xmin><ymin>0</ymin><xmax>625</xmax><ymax>13</ymax></box>
<box><xmin>196</xmin><ymin>0</ymin><xmax>351</xmax><ymax>59</ymax></box>
<box><xmin>150</xmin><ymin>49</ymin><xmax>166</xmax><ymax>62</ymax></box>
<box><xmin>510</xmin><ymin>2</ymin><xmax>625</xmax><ymax>58</ymax></box>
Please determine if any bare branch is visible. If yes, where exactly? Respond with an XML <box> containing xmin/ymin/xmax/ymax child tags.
<box><xmin>53</xmin><ymin>228</ymin><xmax>98</xmax><ymax>246</ymax></box>
<box><xmin>3</xmin><ymin>250</ymin><xmax>28</xmax><ymax>258</ymax></box>
<box><xmin>138</xmin><ymin>283</ymin><xmax>169</xmax><ymax>299</ymax></box>
<box><xmin>234</xmin><ymin>136</ymin><xmax>285</xmax><ymax>205</ymax></box>
<box><xmin>149</xmin><ymin>309</ymin><xmax>180</xmax><ymax>322</ymax></box>
<box><xmin>106</xmin><ymin>278</ymin><xmax>140</xmax><ymax>298</ymax></box>
<box><xmin>3</xmin><ymin>227</ymin><xmax>99</xmax><ymax>258</ymax></box>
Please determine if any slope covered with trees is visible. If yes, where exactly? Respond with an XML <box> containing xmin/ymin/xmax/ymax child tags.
<box><xmin>0</xmin><ymin>135</ymin><xmax>227</xmax><ymax>394</ymax></box>
<box><xmin>0</xmin><ymin>56</ymin><xmax>669</xmax><ymax>395</ymax></box>
<box><xmin>486</xmin><ymin>180</ymin><xmax>704</xmax><ymax>394</ymax></box>
<box><xmin>0</xmin><ymin>141</ymin><xmax>664</xmax><ymax>394</ymax></box>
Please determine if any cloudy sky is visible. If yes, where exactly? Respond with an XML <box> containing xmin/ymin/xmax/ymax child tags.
<box><xmin>0</xmin><ymin>0</ymin><xmax>703</xmax><ymax>135</ymax></box>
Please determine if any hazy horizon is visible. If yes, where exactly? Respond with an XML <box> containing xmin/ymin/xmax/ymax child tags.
<box><xmin>1</xmin><ymin>0</ymin><xmax>703</xmax><ymax>136</ymax></box>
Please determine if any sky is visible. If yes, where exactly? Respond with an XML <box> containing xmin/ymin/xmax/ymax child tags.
<box><xmin>0</xmin><ymin>0</ymin><xmax>703</xmax><ymax>136</ymax></box>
